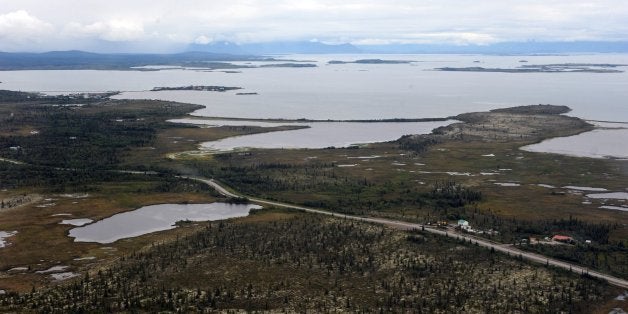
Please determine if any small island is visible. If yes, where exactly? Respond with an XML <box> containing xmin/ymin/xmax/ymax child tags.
<box><xmin>435</xmin><ymin>63</ymin><xmax>626</xmax><ymax>73</ymax></box>
<box><xmin>328</xmin><ymin>59</ymin><xmax>413</xmax><ymax>65</ymax></box>
<box><xmin>259</xmin><ymin>63</ymin><xmax>317</xmax><ymax>68</ymax></box>
<box><xmin>151</xmin><ymin>85</ymin><xmax>242</xmax><ymax>92</ymax></box>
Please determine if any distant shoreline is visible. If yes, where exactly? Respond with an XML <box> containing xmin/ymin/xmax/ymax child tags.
<box><xmin>182</xmin><ymin>116</ymin><xmax>452</xmax><ymax>124</ymax></box>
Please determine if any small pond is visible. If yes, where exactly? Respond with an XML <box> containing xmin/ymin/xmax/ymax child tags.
<box><xmin>0</xmin><ymin>231</ymin><xmax>17</xmax><ymax>248</ymax></box>
<box><xmin>586</xmin><ymin>192</ymin><xmax>628</xmax><ymax>200</ymax></box>
<box><xmin>69</xmin><ymin>203</ymin><xmax>260</xmax><ymax>243</ymax></box>
<box><xmin>521</xmin><ymin>122</ymin><xmax>628</xmax><ymax>159</ymax></box>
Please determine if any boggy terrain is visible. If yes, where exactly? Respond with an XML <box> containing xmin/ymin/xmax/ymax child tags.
<box><xmin>0</xmin><ymin>210</ymin><xmax>615</xmax><ymax>313</ymax></box>
<box><xmin>0</xmin><ymin>91</ymin><xmax>626</xmax><ymax>313</ymax></box>
<box><xmin>186</xmin><ymin>104</ymin><xmax>627</xmax><ymax>279</ymax></box>
<box><xmin>0</xmin><ymin>90</ymin><xmax>302</xmax><ymax>292</ymax></box>
<box><xmin>418</xmin><ymin>104</ymin><xmax>591</xmax><ymax>142</ymax></box>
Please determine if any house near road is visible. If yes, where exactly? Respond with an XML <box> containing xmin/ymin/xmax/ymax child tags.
<box><xmin>552</xmin><ymin>235</ymin><xmax>573</xmax><ymax>243</ymax></box>
<box><xmin>457</xmin><ymin>219</ymin><xmax>471</xmax><ymax>231</ymax></box>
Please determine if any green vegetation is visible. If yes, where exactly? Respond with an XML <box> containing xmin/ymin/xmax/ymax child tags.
<box><xmin>0</xmin><ymin>211</ymin><xmax>612</xmax><ymax>313</ymax></box>
<box><xmin>0</xmin><ymin>90</ymin><xmax>302</xmax><ymax>188</ymax></box>
<box><xmin>176</xmin><ymin>107</ymin><xmax>627</xmax><ymax>278</ymax></box>
<box><xmin>189</xmin><ymin>153</ymin><xmax>482</xmax><ymax>215</ymax></box>
<box><xmin>0</xmin><ymin>90</ymin><xmax>625</xmax><ymax>313</ymax></box>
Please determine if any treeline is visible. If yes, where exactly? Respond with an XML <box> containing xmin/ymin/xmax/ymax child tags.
<box><xmin>397</xmin><ymin>134</ymin><xmax>440</xmax><ymax>153</ymax></box>
<box><xmin>0</xmin><ymin>102</ymin><xmax>195</xmax><ymax>170</ymax></box>
<box><xmin>0</xmin><ymin>90</ymin><xmax>40</xmax><ymax>102</ymax></box>
<box><xmin>188</xmin><ymin>151</ymin><xmax>627</xmax><ymax>278</ymax></box>
<box><xmin>430</xmin><ymin>180</ymin><xmax>483</xmax><ymax>208</ymax></box>
<box><xmin>466</xmin><ymin>209</ymin><xmax>617</xmax><ymax>244</ymax></box>
<box><xmin>0</xmin><ymin>162</ymin><xmax>121</xmax><ymax>191</ymax></box>
<box><xmin>0</xmin><ymin>162</ymin><xmax>216</xmax><ymax>195</ymax></box>
<box><xmin>0</xmin><ymin>213</ymin><xmax>609</xmax><ymax>313</ymax></box>
<box><xmin>0</xmin><ymin>89</ymin><xmax>116</xmax><ymax>103</ymax></box>
<box><xmin>189</xmin><ymin>156</ymin><xmax>483</xmax><ymax>216</ymax></box>
<box><xmin>523</xmin><ymin>242</ymin><xmax>628</xmax><ymax>278</ymax></box>
<box><xmin>462</xmin><ymin>207</ymin><xmax>627</xmax><ymax>277</ymax></box>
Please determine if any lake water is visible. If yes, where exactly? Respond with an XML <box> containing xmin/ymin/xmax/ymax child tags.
<box><xmin>2</xmin><ymin>54</ymin><xmax>628</xmax><ymax>157</ymax></box>
<box><xmin>69</xmin><ymin>203</ymin><xmax>260</xmax><ymax>243</ymax></box>
<box><xmin>1</xmin><ymin>54</ymin><xmax>628</xmax><ymax>121</ymax></box>
<box><xmin>521</xmin><ymin>121</ymin><xmax>628</xmax><ymax>159</ymax></box>
<box><xmin>173</xmin><ymin>118</ymin><xmax>454</xmax><ymax>151</ymax></box>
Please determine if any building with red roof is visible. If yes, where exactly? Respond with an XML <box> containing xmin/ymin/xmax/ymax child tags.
<box><xmin>552</xmin><ymin>235</ymin><xmax>573</xmax><ymax>243</ymax></box>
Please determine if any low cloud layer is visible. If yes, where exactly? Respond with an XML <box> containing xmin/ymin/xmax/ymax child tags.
<box><xmin>1</xmin><ymin>0</ymin><xmax>627</xmax><ymax>52</ymax></box>
<box><xmin>64</xmin><ymin>20</ymin><xmax>145</xmax><ymax>42</ymax></box>
<box><xmin>0</xmin><ymin>10</ymin><xmax>53</xmax><ymax>48</ymax></box>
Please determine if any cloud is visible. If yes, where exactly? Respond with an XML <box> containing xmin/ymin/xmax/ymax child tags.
<box><xmin>1</xmin><ymin>0</ymin><xmax>628</xmax><ymax>52</ymax></box>
<box><xmin>194</xmin><ymin>35</ymin><xmax>212</xmax><ymax>44</ymax></box>
<box><xmin>64</xmin><ymin>19</ymin><xmax>145</xmax><ymax>42</ymax></box>
<box><xmin>0</xmin><ymin>10</ymin><xmax>53</xmax><ymax>41</ymax></box>
<box><xmin>353</xmin><ymin>32</ymin><xmax>497</xmax><ymax>46</ymax></box>
<box><xmin>63</xmin><ymin>20</ymin><xmax>144</xmax><ymax>42</ymax></box>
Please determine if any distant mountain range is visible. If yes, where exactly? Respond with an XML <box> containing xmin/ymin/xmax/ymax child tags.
<box><xmin>0</xmin><ymin>50</ymin><xmax>264</xmax><ymax>70</ymax></box>
<box><xmin>357</xmin><ymin>41</ymin><xmax>628</xmax><ymax>54</ymax></box>
<box><xmin>188</xmin><ymin>41</ymin><xmax>361</xmax><ymax>54</ymax></box>
<box><xmin>1</xmin><ymin>41</ymin><xmax>628</xmax><ymax>70</ymax></box>
<box><xmin>187</xmin><ymin>40</ymin><xmax>628</xmax><ymax>55</ymax></box>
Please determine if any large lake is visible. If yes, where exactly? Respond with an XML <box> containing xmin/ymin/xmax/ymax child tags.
<box><xmin>172</xmin><ymin>118</ymin><xmax>455</xmax><ymax>151</ymax></box>
<box><xmin>3</xmin><ymin>54</ymin><xmax>628</xmax><ymax>157</ymax></box>
<box><xmin>2</xmin><ymin>54</ymin><xmax>628</xmax><ymax>121</ymax></box>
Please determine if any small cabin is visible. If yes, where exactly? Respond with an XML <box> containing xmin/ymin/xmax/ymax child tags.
<box><xmin>552</xmin><ymin>235</ymin><xmax>573</xmax><ymax>243</ymax></box>
<box><xmin>457</xmin><ymin>219</ymin><xmax>471</xmax><ymax>231</ymax></box>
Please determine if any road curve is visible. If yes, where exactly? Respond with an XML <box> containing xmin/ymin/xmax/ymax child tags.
<box><xmin>0</xmin><ymin>157</ymin><xmax>24</xmax><ymax>165</ymax></box>
<box><xmin>189</xmin><ymin>176</ymin><xmax>628</xmax><ymax>289</ymax></box>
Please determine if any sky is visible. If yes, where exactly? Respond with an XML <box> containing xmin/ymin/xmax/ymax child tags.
<box><xmin>1</xmin><ymin>0</ymin><xmax>628</xmax><ymax>52</ymax></box>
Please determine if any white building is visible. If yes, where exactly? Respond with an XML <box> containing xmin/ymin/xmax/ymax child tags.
<box><xmin>457</xmin><ymin>219</ymin><xmax>471</xmax><ymax>231</ymax></box>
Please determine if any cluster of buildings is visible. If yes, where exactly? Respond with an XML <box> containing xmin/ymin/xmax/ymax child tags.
<box><xmin>454</xmin><ymin>219</ymin><xmax>587</xmax><ymax>245</ymax></box>
<box><xmin>455</xmin><ymin>219</ymin><xmax>499</xmax><ymax>235</ymax></box>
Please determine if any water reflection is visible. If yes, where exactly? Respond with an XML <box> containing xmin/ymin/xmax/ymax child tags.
<box><xmin>522</xmin><ymin>127</ymin><xmax>628</xmax><ymax>159</ymax></box>
<box><xmin>173</xmin><ymin>119</ymin><xmax>455</xmax><ymax>151</ymax></box>
<box><xmin>69</xmin><ymin>203</ymin><xmax>260</xmax><ymax>243</ymax></box>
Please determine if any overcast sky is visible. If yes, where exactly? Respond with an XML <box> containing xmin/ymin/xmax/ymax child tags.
<box><xmin>1</xmin><ymin>0</ymin><xmax>627</xmax><ymax>52</ymax></box>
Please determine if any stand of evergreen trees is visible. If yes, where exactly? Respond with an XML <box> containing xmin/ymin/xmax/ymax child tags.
<box><xmin>0</xmin><ymin>213</ymin><xmax>610</xmax><ymax>313</ymax></box>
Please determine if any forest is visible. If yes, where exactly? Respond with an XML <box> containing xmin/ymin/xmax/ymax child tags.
<box><xmin>0</xmin><ymin>211</ymin><xmax>612</xmax><ymax>313</ymax></box>
<box><xmin>0</xmin><ymin>90</ymin><xmax>625</xmax><ymax>313</ymax></box>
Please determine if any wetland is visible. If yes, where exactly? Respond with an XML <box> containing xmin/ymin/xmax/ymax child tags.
<box><xmin>0</xmin><ymin>54</ymin><xmax>627</xmax><ymax>312</ymax></box>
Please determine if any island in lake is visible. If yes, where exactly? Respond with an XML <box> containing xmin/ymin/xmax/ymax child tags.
<box><xmin>328</xmin><ymin>59</ymin><xmax>413</xmax><ymax>64</ymax></box>
<box><xmin>259</xmin><ymin>63</ymin><xmax>317</xmax><ymax>68</ymax></box>
<box><xmin>435</xmin><ymin>63</ymin><xmax>626</xmax><ymax>73</ymax></box>
<box><xmin>151</xmin><ymin>85</ymin><xmax>242</xmax><ymax>92</ymax></box>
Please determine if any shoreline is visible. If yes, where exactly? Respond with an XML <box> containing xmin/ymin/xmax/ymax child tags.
<box><xmin>181</xmin><ymin>115</ymin><xmax>452</xmax><ymax>124</ymax></box>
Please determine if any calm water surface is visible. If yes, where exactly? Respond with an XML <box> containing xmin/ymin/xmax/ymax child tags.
<box><xmin>2</xmin><ymin>54</ymin><xmax>628</xmax><ymax>121</ymax></box>
<box><xmin>3</xmin><ymin>54</ymin><xmax>628</xmax><ymax>157</ymax></box>
<box><xmin>173</xmin><ymin>118</ymin><xmax>455</xmax><ymax>151</ymax></box>
<box><xmin>522</xmin><ymin>122</ymin><xmax>628</xmax><ymax>159</ymax></box>
<box><xmin>69</xmin><ymin>203</ymin><xmax>260</xmax><ymax>243</ymax></box>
